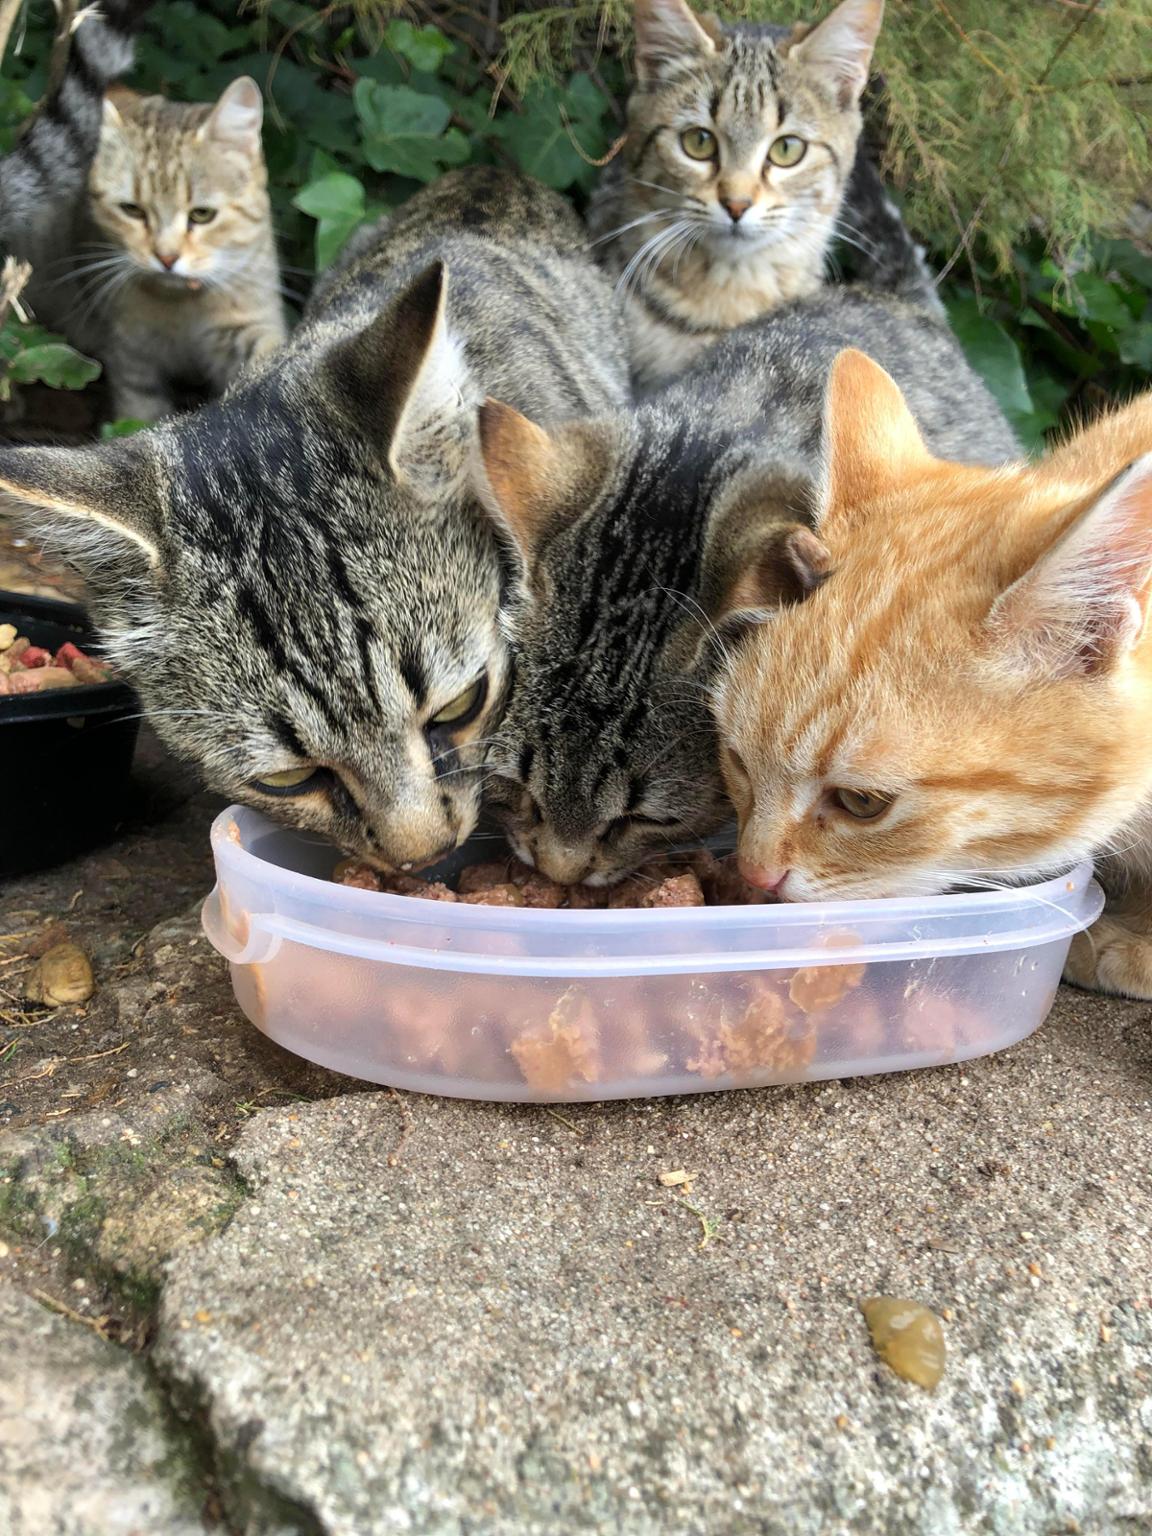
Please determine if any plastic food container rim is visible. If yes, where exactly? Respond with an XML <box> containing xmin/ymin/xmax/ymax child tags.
<box><xmin>209</xmin><ymin>806</ymin><xmax>1102</xmax><ymax>969</ymax></box>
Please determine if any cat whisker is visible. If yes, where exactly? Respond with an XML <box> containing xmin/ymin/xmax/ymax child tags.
<box><xmin>589</xmin><ymin>209</ymin><xmax>681</xmax><ymax>247</ymax></box>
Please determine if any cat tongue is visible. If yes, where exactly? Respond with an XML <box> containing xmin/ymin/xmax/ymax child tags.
<box><xmin>185</xmin><ymin>279</ymin><xmax>202</xmax><ymax>292</ymax></box>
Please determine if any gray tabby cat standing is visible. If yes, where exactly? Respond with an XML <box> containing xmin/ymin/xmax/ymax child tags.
<box><xmin>475</xmin><ymin>183</ymin><xmax>1019</xmax><ymax>887</ymax></box>
<box><xmin>0</xmin><ymin>0</ymin><xmax>149</xmax><ymax>261</ymax></box>
<box><xmin>590</xmin><ymin>0</ymin><xmax>886</xmax><ymax>387</ymax></box>
<box><xmin>0</xmin><ymin>168</ymin><xmax>630</xmax><ymax>869</ymax></box>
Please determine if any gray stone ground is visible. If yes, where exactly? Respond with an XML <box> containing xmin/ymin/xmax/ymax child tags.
<box><xmin>0</xmin><ymin>1282</ymin><xmax>209</xmax><ymax>1535</ymax></box>
<box><xmin>1</xmin><ymin>743</ymin><xmax>1151</xmax><ymax>1535</ymax></box>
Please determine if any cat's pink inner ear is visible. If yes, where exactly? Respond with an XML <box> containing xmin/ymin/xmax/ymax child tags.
<box><xmin>791</xmin><ymin>0</ymin><xmax>884</xmax><ymax>109</ymax></box>
<box><xmin>475</xmin><ymin>401</ymin><xmax>565</xmax><ymax>561</ymax></box>
<box><xmin>820</xmin><ymin>348</ymin><xmax>932</xmax><ymax>528</ymax></box>
<box><xmin>988</xmin><ymin>455</ymin><xmax>1152</xmax><ymax>677</ymax></box>
<box><xmin>716</xmin><ymin>523</ymin><xmax>833</xmax><ymax>624</ymax></box>
<box><xmin>633</xmin><ymin>0</ymin><xmax>718</xmax><ymax>80</ymax></box>
<box><xmin>204</xmin><ymin>76</ymin><xmax>263</xmax><ymax>151</ymax></box>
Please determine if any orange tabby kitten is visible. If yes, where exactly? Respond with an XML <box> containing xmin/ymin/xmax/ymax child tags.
<box><xmin>712</xmin><ymin>349</ymin><xmax>1152</xmax><ymax>1000</ymax></box>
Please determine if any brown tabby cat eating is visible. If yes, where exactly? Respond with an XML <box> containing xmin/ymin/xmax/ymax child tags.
<box><xmin>713</xmin><ymin>349</ymin><xmax>1152</xmax><ymax>1001</ymax></box>
<box><xmin>590</xmin><ymin>0</ymin><xmax>887</xmax><ymax>386</ymax></box>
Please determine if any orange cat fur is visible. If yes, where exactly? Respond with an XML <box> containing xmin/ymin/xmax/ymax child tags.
<box><xmin>712</xmin><ymin>349</ymin><xmax>1152</xmax><ymax>999</ymax></box>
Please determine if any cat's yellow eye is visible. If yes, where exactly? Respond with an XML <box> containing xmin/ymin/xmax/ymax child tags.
<box><xmin>119</xmin><ymin>202</ymin><xmax>147</xmax><ymax>220</ymax></box>
<box><xmin>832</xmin><ymin>788</ymin><xmax>893</xmax><ymax>820</ymax></box>
<box><xmin>251</xmin><ymin>767</ymin><xmax>321</xmax><ymax>796</ymax></box>
<box><xmin>680</xmin><ymin>126</ymin><xmax>717</xmax><ymax>161</ymax></box>
<box><xmin>428</xmin><ymin>675</ymin><xmax>487</xmax><ymax>730</ymax></box>
<box><xmin>188</xmin><ymin>207</ymin><xmax>217</xmax><ymax>225</ymax></box>
<box><xmin>767</xmin><ymin>135</ymin><xmax>807</xmax><ymax>168</ymax></box>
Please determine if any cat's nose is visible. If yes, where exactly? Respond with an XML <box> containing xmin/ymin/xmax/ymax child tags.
<box><xmin>737</xmin><ymin>858</ymin><xmax>789</xmax><ymax>894</ymax></box>
<box><xmin>155</xmin><ymin>251</ymin><xmax>178</xmax><ymax>270</ymax></box>
<box><xmin>721</xmin><ymin>197</ymin><xmax>752</xmax><ymax>224</ymax></box>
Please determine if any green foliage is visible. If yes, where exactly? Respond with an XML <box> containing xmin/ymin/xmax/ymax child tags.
<box><xmin>0</xmin><ymin>314</ymin><xmax>101</xmax><ymax>402</ymax></box>
<box><xmin>1</xmin><ymin>0</ymin><xmax>1149</xmax><ymax>449</ymax></box>
<box><xmin>494</xmin><ymin>0</ymin><xmax>1152</xmax><ymax>274</ymax></box>
<box><xmin>946</xmin><ymin>237</ymin><xmax>1152</xmax><ymax>454</ymax></box>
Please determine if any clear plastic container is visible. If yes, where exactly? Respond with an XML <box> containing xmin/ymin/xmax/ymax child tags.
<box><xmin>202</xmin><ymin>806</ymin><xmax>1103</xmax><ymax>1103</ymax></box>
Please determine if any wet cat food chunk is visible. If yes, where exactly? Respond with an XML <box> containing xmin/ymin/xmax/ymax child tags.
<box><xmin>510</xmin><ymin>986</ymin><xmax>602</xmax><ymax>1094</ymax></box>
<box><xmin>331</xmin><ymin>862</ymin><xmax>458</xmax><ymax>901</ymax></box>
<box><xmin>459</xmin><ymin>883</ymin><xmax>523</xmax><ymax>907</ymax></box>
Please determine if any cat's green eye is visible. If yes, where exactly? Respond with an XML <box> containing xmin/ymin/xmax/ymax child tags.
<box><xmin>251</xmin><ymin>767</ymin><xmax>322</xmax><ymax>796</ymax></box>
<box><xmin>767</xmin><ymin>135</ymin><xmax>807</xmax><ymax>169</ymax></box>
<box><xmin>832</xmin><ymin>788</ymin><xmax>893</xmax><ymax>821</ymax></box>
<box><xmin>188</xmin><ymin>207</ymin><xmax>217</xmax><ymax>225</ymax></box>
<box><xmin>680</xmin><ymin>126</ymin><xmax>717</xmax><ymax>161</ymax></box>
<box><xmin>119</xmin><ymin>202</ymin><xmax>147</xmax><ymax>220</ymax></box>
<box><xmin>428</xmin><ymin>675</ymin><xmax>487</xmax><ymax>730</ymax></box>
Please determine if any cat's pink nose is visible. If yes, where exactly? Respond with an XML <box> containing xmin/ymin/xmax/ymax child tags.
<box><xmin>738</xmin><ymin>858</ymin><xmax>789</xmax><ymax>893</ymax></box>
<box><xmin>155</xmin><ymin>251</ymin><xmax>178</xmax><ymax>270</ymax></box>
<box><xmin>722</xmin><ymin>197</ymin><xmax>752</xmax><ymax>223</ymax></box>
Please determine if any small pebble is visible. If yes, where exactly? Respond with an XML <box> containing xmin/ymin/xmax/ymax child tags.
<box><xmin>24</xmin><ymin>941</ymin><xmax>95</xmax><ymax>1007</ymax></box>
<box><xmin>861</xmin><ymin>1296</ymin><xmax>947</xmax><ymax>1389</ymax></box>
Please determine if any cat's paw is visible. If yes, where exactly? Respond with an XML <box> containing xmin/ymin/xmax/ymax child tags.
<box><xmin>1064</xmin><ymin>914</ymin><xmax>1152</xmax><ymax>1001</ymax></box>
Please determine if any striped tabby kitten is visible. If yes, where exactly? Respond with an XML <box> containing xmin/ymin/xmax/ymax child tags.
<box><xmin>589</xmin><ymin>0</ymin><xmax>885</xmax><ymax>387</ymax></box>
<box><xmin>0</xmin><ymin>170</ymin><xmax>630</xmax><ymax>870</ymax></box>
<box><xmin>713</xmin><ymin>352</ymin><xmax>1152</xmax><ymax>1000</ymax></box>
<box><xmin>476</xmin><ymin>199</ymin><xmax>1016</xmax><ymax>887</ymax></box>
<box><xmin>20</xmin><ymin>77</ymin><xmax>286</xmax><ymax>423</ymax></box>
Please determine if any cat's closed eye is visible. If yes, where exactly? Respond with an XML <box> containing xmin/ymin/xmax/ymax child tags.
<box><xmin>427</xmin><ymin>673</ymin><xmax>488</xmax><ymax>731</ymax></box>
<box><xmin>119</xmin><ymin>201</ymin><xmax>146</xmax><ymax>220</ymax></box>
<box><xmin>250</xmin><ymin>767</ymin><xmax>328</xmax><ymax>797</ymax></box>
<box><xmin>830</xmin><ymin>788</ymin><xmax>894</xmax><ymax>820</ymax></box>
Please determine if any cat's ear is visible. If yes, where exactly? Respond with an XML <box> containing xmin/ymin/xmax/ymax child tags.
<box><xmin>330</xmin><ymin>261</ymin><xmax>466</xmax><ymax>491</ymax></box>
<box><xmin>709</xmin><ymin>524</ymin><xmax>833</xmax><ymax>635</ymax></box>
<box><xmin>789</xmin><ymin>0</ymin><xmax>883</xmax><ymax>109</ymax></box>
<box><xmin>474</xmin><ymin>400</ymin><xmax>608</xmax><ymax>567</ymax></box>
<box><xmin>0</xmin><ymin>441</ymin><xmax>163</xmax><ymax>574</ymax></box>
<box><xmin>819</xmin><ymin>348</ymin><xmax>932</xmax><ymax>529</ymax></box>
<box><xmin>202</xmin><ymin>76</ymin><xmax>264</xmax><ymax>154</ymax></box>
<box><xmin>987</xmin><ymin>455</ymin><xmax>1152</xmax><ymax>678</ymax></box>
<box><xmin>101</xmin><ymin>96</ymin><xmax>127</xmax><ymax>137</ymax></box>
<box><xmin>634</xmin><ymin>0</ymin><xmax>719</xmax><ymax>81</ymax></box>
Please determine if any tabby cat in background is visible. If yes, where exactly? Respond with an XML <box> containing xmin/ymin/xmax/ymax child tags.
<box><xmin>0</xmin><ymin>168</ymin><xmax>630</xmax><ymax>871</ymax></box>
<box><xmin>590</xmin><ymin>0</ymin><xmax>889</xmax><ymax>387</ymax></box>
<box><xmin>713</xmin><ymin>352</ymin><xmax>1152</xmax><ymax>1001</ymax></box>
<box><xmin>476</xmin><ymin>175</ymin><xmax>1016</xmax><ymax>888</ymax></box>
<box><xmin>33</xmin><ymin>76</ymin><xmax>284</xmax><ymax>422</ymax></box>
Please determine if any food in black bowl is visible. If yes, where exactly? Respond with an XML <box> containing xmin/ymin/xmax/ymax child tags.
<box><xmin>0</xmin><ymin>590</ymin><xmax>140</xmax><ymax>877</ymax></box>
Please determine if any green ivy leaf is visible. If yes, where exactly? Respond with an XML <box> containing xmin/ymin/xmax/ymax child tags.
<box><xmin>100</xmin><ymin>418</ymin><xmax>149</xmax><ymax>439</ymax></box>
<box><xmin>1118</xmin><ymin>321</ymin><xmax>1152</xmax><ymax>370</ymax></box>
<box><xmin>354</xmin><ymin>81</ymin><xmax>469</xmax><ymax>182</ymax></box>
<box><xmin>503</xmin><ymin>75</ymin><xmax>609</xmax><ymax>191</ymax></box>
<box><xmin>8</xmin><ymin>344</ymin><xmax>101</xmax><ymax>390</ymax></box>
<box><xmin>384</xmin><ymin>20</ymin><xmax>454</xmax><ymax>75</ymax></box>
<box><xmin>293</xmin><ymin>171</ymin><xmax>370</xmax><ymax>270</ymax></box>
<box><xmin>1056</xmin><ymin>273</ymin><xmax>1132</xmax><ymax>332</ymax></box>
<box><xmin>946</xmin><ymin>295</ymin><xmax>1039</xmax><ymax>446</ymax></box>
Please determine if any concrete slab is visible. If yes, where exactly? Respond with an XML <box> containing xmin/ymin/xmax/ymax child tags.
<box><xmin>157</xmin><ymin>985</ymin><xmax>1152</xmax><ymax>1536</ymax></box>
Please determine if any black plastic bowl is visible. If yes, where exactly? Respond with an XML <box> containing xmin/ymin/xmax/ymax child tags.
<box><xmin>0</xmin><ymin>590</ymin><xmax>140</xmax><ymax>877</ymax></box>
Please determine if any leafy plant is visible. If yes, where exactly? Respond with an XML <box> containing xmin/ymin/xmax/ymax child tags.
<box><xmin>0</xmin><ymin>0</ymin><xmax>1148</xmax><ymax>452</ymax></box>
